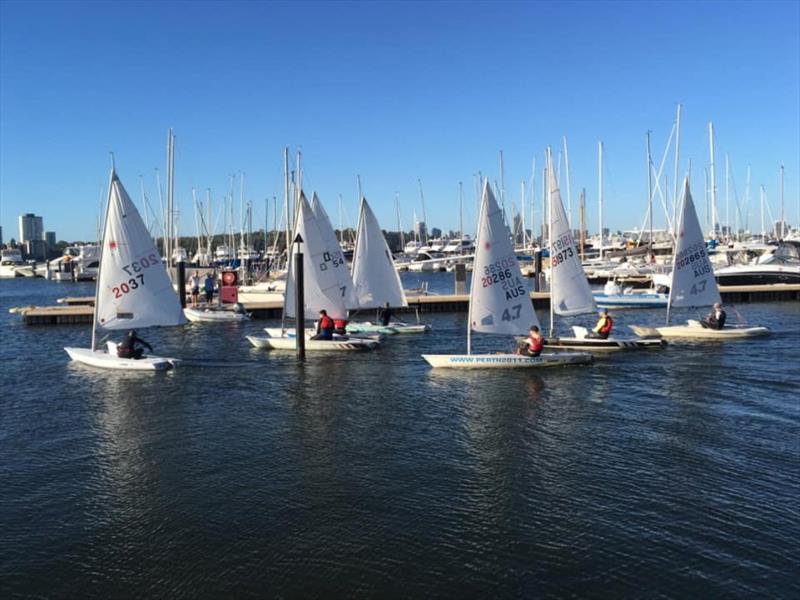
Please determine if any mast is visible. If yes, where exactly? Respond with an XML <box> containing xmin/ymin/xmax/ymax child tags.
<box><xmin>418</xmin><ymin>179</ymin><xmax>428</xmax><ymax>243</ymax></box>
<box><xmin>499</xmin><ymin>149</ymin><xmax>506</xmax><ymax>221</ymax></box>
<box><xmin>458</xmin><ymin>181</ymin><xmax>464</xmax><ymax>243</ymax></box>
<box><xmin>646</xmin><ymin>131</ymin><xmax>653</xmax><ymax>254</ymax></box>
<box><xmin>395</xmin><ymin>192</ymin><xmax>404</xmax><ymax>251</ymax></box>
<box><xmin>520</xmin><ymin>180</ymin><xmax>526</xmax><ymax>248</ymax></box>
<box><xmin>780</xmin><ymin>163</ymin><xmax>785</xmax><ymax>239</ymax></box>
<box><xmin>563</xmin><ymin>136</ymin><xmax>572</xmax><ymax>225</ymax></box>
<box><xmin>338</xmin><ymin>194</ymin><xmax>344</xmax><ymax>244</ymax></box>
<box><xmin>672</xmin><ymin>103</ymin><xmax>682</xmax><ymax>238</ymax></box>
<box><xmin>598</xmin><ymin>141</ymin><xmax>604</xmax><ymax>260</ymax></box>
<box><xmin>283</xmin><ymin>147</ymin><xmax>290</xmax><ymax>262</ymax></box>
<box><xmin>725</xmin><ymin>154</ymin><xmax>730</xmax><ymax>240</ymax></box>
<box><xmin>547</xmin><ymin>147</ymin><xmax>555</xmax><ymax>338</ymax></box>
<box><xmin>92</xmin><ymin>164</ymin><xmax>116</xmax><ymax>352</ymax></box>
<box><xmin>206</xmin><ymin>189</ymin><xmax>212</xmax><ymax>259</ymax></box>
<box><xmin>579</xmin><ymin>188</ymin><xmax>586</xmax><ymax>261</ymax></box>
<box><xmin>745</xmin><ymin>165</ymin><xmax>751</xmax><ymax>236</ymax></box>
<box><xmin>708</xmin><ymin>122</ymin><xmax>717</xmax><ymax>239</ymax></box>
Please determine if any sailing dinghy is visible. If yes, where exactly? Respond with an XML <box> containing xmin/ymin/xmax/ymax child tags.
<box><xmin>247</xmin><ymin>192</ymin><xmax>378</xmax><ymax>351</ymax></box>
<box><xmin>629</xmin><ymin>179</ymin><xmax>770</xmax><ymax>340</ymax></box>
<box><xmin>422</xmin><ymin>182</ymin><xmax>590</xmax><ymax>369</ymax></box>
<box><xmin>347</xmin><ymin>196</ymin><xmax>430</xmax><ymax>335</ymax></box>
<box><xmin>540</xmin><ymin>154</ymin><xmax>665</xmax><ymax>353</ymax></box>
<box><xmin>184</xmin><ymin>306</ymin><xmax>250</xmax><ymax>322</ymax></box>
<box><xmin>65</xmin><ymin>168</ymin><xmax>185</xmax><ymax>370</ymax></box>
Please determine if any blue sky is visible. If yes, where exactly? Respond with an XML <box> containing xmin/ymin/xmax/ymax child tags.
<box><xmin>1</xmin><ymin>0</ymin><xmax>798</xmax><ymax>242</ymax></box>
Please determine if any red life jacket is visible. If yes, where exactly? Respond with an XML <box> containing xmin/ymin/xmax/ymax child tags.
<box><xmin>319</xmin><ymin>315</ymin><xmax>334</xmax><ymax>330</ymax></box>
<box><xmin>599</xmin><ymin>316</ymin><xmax>613</xmax><ymax>334</ymax></box>
<box><xmin>528</xmin><ymin>334</ymin><xmax>544</xmax><ymax>352</ymax></box>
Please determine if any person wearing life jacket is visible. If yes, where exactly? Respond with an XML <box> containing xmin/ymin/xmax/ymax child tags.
<box><xmin>518</xmin><ymin>325</ymin><xmax>545</xmax><ymax>357</ymax></box>
<box><xmin>587</xmin><ymin>308</ymin><xmax>613</xmax><ymax>339</ymax></box>
<box><xmin>333</xmin><ymin>317</ymin><xmax>348</xmax><ymax>335</ymax></box>
<box><xmin>117</xmin><ymin>330</ymin><xmax>153</xmax><ymax>360</ymax></box>
<box><xmin>311</xmin><ymin>309</ymin><xmax>335</xmax><ymax>340</ymax></box>
<box><xmin>701</xmin><ymin>302</ymin><xmax>726</xmax><ymax>330</ymax></box>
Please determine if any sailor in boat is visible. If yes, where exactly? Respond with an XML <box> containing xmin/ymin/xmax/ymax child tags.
<box><xmin>117</xmin><ymin>330</ymin><xmax>153</xmax><ymax>360</ymax></box>
<box><xmin>379</xmin><ymin>302</ymin><xmax>393</xmax><ymax>327</ymax></box>
<box><xmin>517</xmin><ymin>325</ymin><xmax>545</xmax><ymax>357</ymax></box>
<box><xmin>333</xmin><ymin>317</ymin><xmax>348</xmax><ymax>335</ymax></box>
<box><xmin>586</xmin><ymin>308</ymin><xmax>614</xmax><ymax>339</ymax></box>
<box><xmin>190</xmin><ymin>271</ymin><xmax>201</xmax><ymax>307</ymax></box>
<box><xmin>310</xmin><ymin>309</ymin><xmax>335</xmax><ymax>340</ymax></box>
<box><xmin>701</xmin><ymin>302</ymin><xmax>727</xmax><ymax>330</ymax></box>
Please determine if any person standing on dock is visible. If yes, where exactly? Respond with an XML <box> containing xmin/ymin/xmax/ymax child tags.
<box><xmin>587</xmin><ymin>308</ymin><xmax>614</xmax><ymax>339</ymax></box>
<box><xmin>701</xmin><ymin>302</ymin><xmax>727</xmax><ymax>330</ymax></box>
<box><xmin>203</xmin><ymin>272</ymin><xmax>215</xmax><ymax>305</ymax></box>
<box><xmin>379</xmin><ymin>302</ymin><xmax>393</xmax><ymax>327</ymax></box>
<box><xmin>190</xmin><ymin>271</ymin><xmax>200</xmax><ymax>307</ymax></box>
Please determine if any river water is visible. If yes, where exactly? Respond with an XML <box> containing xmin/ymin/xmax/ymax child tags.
<box><xmin>1</xmin><ymin>277</ymin><xmax>798</xmax><ymax>597</ymax></box>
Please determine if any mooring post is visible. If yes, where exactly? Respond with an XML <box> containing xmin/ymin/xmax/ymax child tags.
<box><xmin>177</xmin><ymin>261</ymin><xmax>186</xmax><ymax>308</ymax></box>
<box><xmin>294</xmin><ymin>233</ymin><xmax>305</xmax><ymax>361</ymax></box>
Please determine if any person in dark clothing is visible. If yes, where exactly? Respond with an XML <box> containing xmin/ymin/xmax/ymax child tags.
<box><xmin>117</xmin><ymin>330</ymin><xmax>153</xmax><ymax>359</ymax></box>
<box><xmin>310</xmin><ymin>309</ymin><xmax>335</xmax><ymax>340</ymax></box>
<box><xmin>204</xmin><ymin>272</ymin><xmax>215</xmax><ymax>304</ymax></box>
<box><xmin>379</xmin><ymin>302</ymin><xmax>393</xmax><ymax>327</ymax></box>
<box><xmin>701</xmin><ymin>302</ymin><xmax>727</xmax><ymax>330</ymax></box>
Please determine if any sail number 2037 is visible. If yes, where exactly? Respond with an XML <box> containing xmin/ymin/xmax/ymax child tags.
<box><xmin>113</xmin><ymin>254</ymin><xmax>159</xmax><ymax>299</ymax></box>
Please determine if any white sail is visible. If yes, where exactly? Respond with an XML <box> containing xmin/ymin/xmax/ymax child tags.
<box><xmin>310</xmin><ymin>193</ymin><xmax>359</xmax><ymax>309</ymax></box>
<box><xmin>351</xmin><ymin>197</ymin><xmax>408</xmax><ymax>308</ymax></box>
<box><xmin>96</xmin><ymin>172</ymin><xmax>185</xmax><ymax>330</ymax></box>
<box><xmin>548</xmin><ymin>167</ymin><xmax>595</xmax><ymax>316</ymax></box>
<box><xmin>669</xmin><ymin>179</ymin><xmax>721</xmax><ymax>308</ymax></box>
<box><xmin>470</xmin><ymin>182</ymin><xmax>539</xmax><ymax>335</ymax></box>
<box><xmin>284</xmin><ymin>192</ymin><xmax>350</xmax><ymax>320</ymax></box>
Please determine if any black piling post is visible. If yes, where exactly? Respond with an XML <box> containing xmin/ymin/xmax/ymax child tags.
<box><xmin>294</xmin><ymin>233</ymin><xmax>305</xmax><ymax>361</ymax></box>
<box><xmin>177</xmin><ymin>261</ymin><xmax>187</xmax><ymax>308</ymax></box>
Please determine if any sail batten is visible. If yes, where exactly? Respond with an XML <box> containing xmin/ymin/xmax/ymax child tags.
<box><xmin>470</xmin><ymin>182</ymin><xmax>539</xmax><ymax>336</ymax></box>
<box><xmin>95</xmin><ymin>173</ymin><xmax>185</xmax><ymax>330</ymax></box>
<box><xmin>669</xmin><ymin>180</ymin><xmax>721</xmax><ymax>309</ymax></box>
<box><xmin>351</xmin><ymin>198</ymin><xmax>407</xmax><ymax>308</ymax></box>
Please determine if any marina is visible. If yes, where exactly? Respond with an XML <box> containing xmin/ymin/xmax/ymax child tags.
<box><xmin>2</xmin><ymin>0</ymin><xmax>800</xmax><ymax>597</ymax></box>
<box><xmin>2</xmin><ymin>275</ymin><xmax>799</xmax><ymax>597</ymax></box>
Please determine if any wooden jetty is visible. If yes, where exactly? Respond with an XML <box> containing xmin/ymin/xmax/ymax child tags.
<box><xmin>11</xmin><ymin>283</ymin><xmax>799</xmax><ymax>325</ymax></box>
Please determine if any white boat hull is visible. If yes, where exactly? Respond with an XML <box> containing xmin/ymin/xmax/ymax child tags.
<box><xmin>543</xmin><ymin>337</ymin><xmax>666</xmax><ymax>352</ymax></box>
<box><xmin>593</xmin><ymin>292</ymin><xmax>668</xmax><ymax>308</ymax></box>
<box><xmin>347</xmin><ymin>321</ymin><xmax>431</xmax><ymax>335</ymax></box>
<box><xmin>421</xmin><ymin>352</ymin><xmax>591</xmax><ymax>369</ymax></box>
<box><xmin>184</xmin><ymin>307</ymin><xmax>250</xmax><ymax>322</ymax></box>
<box><xmin>247</xmin><ymin>335</ymin><xmax>378</xmax><ymax>351</ymax></box>
<box><xmin>629</xmin><ymin>320</ymin><xmax>771</xmax><ymax>340</ymax></box>
<box><xmin>65</xmin><ymin>347</ymin><xmax>175</xmax><ymax>371</ymax></box>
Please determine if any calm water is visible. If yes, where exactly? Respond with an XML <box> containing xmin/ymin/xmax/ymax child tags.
<box><xmin>1</xmin><ymin>277</ymin><xmax>798</xmax><ymax>598</ymax></box>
